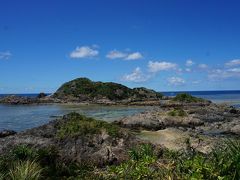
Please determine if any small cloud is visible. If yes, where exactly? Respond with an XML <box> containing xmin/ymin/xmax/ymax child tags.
<box><xmin>25</xmin><ymin>86</ymin><xmax>35</xmax><ymax>91</ymax></box>
<box><xmin>185</xmin><ymin>68</ymin><xmax>191</xmax><ymax>72</ymax></box>
<box><xmin>125</xmin><ymin>52</ymin><xmax>143</xmax><ymax>60</ymax></box>
<box><xmin>198</xmin><ymin>64</ymin><xmax>208</xmax><ymax>69</ymax></box>
<box><xmin>186</xmin><ymin>60</ymin><xmax>194</xmax><ymax>67</ymax></box>
<box><xmin>192</xmin><ymin>80</ymin><xmax>201</xmax><ymax>84</ymax></box>
<box><xmin>0</xmin><ymin>51</ymin><xmax>12</xmax><ymax>60</ymax></box>
<box><xmin>227</xmin><ymin>68</ymin><xmax>240</xmax><ymax>73</ymax></box>
<box><xmin>106</xmin><ymin>50</ymin><xmax>127</xmax><ymax>59</ymax></box>
<box><xmin>70</xmin><ymin>46</ymin><xmax>99</xmax><ymax>59</ymax></box>
<box><xmin>225</xmin><ymin>59</ymin><xmax>240</xmax><ymax>67</ymax></box>
<box><xmin>106</xmin><ymin>50</ymin><xmax>143</xmax><ymax>60</ymax></box>
<box><xmin>167</xmin><ymin>77</ymin><xmax>185</xmax><ymax>86</ymax></box>
<box><xmin>121</xmin><ymin>67</ymin><xmax>150</xmax><ymax>82</ymax></box>
<box><xmin>148</xmin><ymin>61</ymin><xmax>177</xmax><ymax>73</ymax></box>
<box><xmin>208</xmin><ymin>68</ymin><xmax>240</xmax><ymax>80</ymax></box>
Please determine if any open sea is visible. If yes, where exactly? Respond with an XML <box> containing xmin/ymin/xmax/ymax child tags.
<box><xmin>0</xmin><ymin>90</ymin><xmax>240</xmax><ymax>132</ymax></box>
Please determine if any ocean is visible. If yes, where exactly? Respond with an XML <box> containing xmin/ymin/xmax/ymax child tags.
<box><xmin>0</xmin><ymin>90</ymin><xmax>240</xmax><ymax>131</ymax></box>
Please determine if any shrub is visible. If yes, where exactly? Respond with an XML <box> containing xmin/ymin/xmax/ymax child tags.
<box><xmin>173</xmin><ymin>93</ymin><xmax>205</xmax><ymax>103</ymax></box>
<box><xmin>57</xmin><ymin>112</ymin><xmax>121</xmax><ymax>138</ymax></box>
<box><xmin>105</xmin><ymin>144</ymin><xmax>158</xmax><ymax>179</ymax></box>
<box><xmin>54</xmin><ymin>77</ymin><xmax>163</xmax><ymax>101</ymax></box>
<box><xmin>10</xmin><ymin>145</ymin><xmax>36</xmax><ymax>161</ymax></box>
<box><xmin>168</xmin><ymin>108</ymin><xmax>187</xmax><ymax>117</ymax></box>
<box><xmin>103</xmin><ymin>140</ymin><xmax>240</xmax><ymax>179</ymax></box>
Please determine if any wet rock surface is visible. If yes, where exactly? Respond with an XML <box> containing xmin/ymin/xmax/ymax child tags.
<box><xmin>118</xmin><ymin>103</ymin><xmax>240</xmax><ymax>137</ymax></box>
<box><xmin>0</xmin><ymin>130</ymin><xmax>17</xmax><ymax>138</ymax></box>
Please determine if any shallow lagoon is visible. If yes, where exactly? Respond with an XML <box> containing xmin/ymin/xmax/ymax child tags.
<box><xmin>0</xmin><ymin>104</ymin><xmax>150</xmax><ymax>132</ymax></box>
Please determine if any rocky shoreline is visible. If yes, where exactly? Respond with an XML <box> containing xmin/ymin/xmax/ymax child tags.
<box><xmin>0</xmin><ymin>95</ymin><xmax>240</xmax><ymax>178</ymax></box>
<box><xmin>0</xmin><ymin>113</ymin><xmax>160</xmax><ymax>167</ymax></box>
<box><xmin>1</xmin><ymin>97</ymin><xmax>239</xmax><ymax>153</ymax></box>
<box><xmin>1</xmin><ymin>78</ymin><xmax>240</xmax><ymax>178</ymax></box>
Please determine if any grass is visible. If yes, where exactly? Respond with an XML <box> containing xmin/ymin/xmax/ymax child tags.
<box><xmin>57</xmin><ymin>112</ymin><xmax>121</xmax><ymax>139</ymax></box>
<box><xmin>105</xmin><ymin>144</ymin><xmax>158</xmax><ymax>179</ymax></box>
<box><xmin>1</xmin><ymin>140</ymin><xmax>240</xmax><ymax>179</ymax></box>
<box><xmin>168</xmin><ymin>108</ymin><xmax>187</xmax><ymax>117</ymax></box>
<box><xmin>8</xmin><ymin>160</ymin><xmax>43</xmax><ymax>180</ymax></box>
<box><xmin>0</xmin><ymin>145</ymin><xmax>100</xmax><ymax>179</ymax></box>
<box><xmin>102</xmin><ymin>140</ymin><xmax>240</xmax><ymax>179</ymax></box>
<box><xmin>173</xmin><ymin>93</ymin><xmax>205</xmax><ymax>103</ymax></box>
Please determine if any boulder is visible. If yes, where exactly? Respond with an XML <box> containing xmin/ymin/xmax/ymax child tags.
<box><xmin>230</xmin><ymin>124</ymin><xmax>240</xmax><ymax>135</ymax></box>
<box><xmin>37</xmin><ymin>92</ymin><xmax>47</xmax><ymax>98</ymax></box>
<box><xmin>0</xmin><ymin>130</ymin><xmax>17</xmax><ymax>138</ymax></box>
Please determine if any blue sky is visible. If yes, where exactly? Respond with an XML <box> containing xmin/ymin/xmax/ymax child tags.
<box><xmin>1</xmin><ymin>0</ymin><xmax>240</xmax><ymax>93</ymax></box>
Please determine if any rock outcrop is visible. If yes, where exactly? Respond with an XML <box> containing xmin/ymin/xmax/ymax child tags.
<box><xmin>0</xmin><ymin>94</ymin><xmax>57</xmax><ymax>105</ymax></box>
<box><xmin>0</xmin><ymin>130</ymin><xmax>17</xmax><ymax>138</ymax></box>
<box><xmin>0</xmin><ymin>95</ymin><xmax>39</xmax><ymax>105</ymax></box>
<box><xmin>53</xmin><ymin>78</ymin><xmax>163</xmax><ymax>104</ymax></box>
<box><xmin>117</xmin><ymin>103</ymin><xmax>240</xmax><ymax>136</ymax></box>
<box><xmin>0</xmin><ymin>113</ymin><xmax>144</xmax><ymax>166</ymax></box>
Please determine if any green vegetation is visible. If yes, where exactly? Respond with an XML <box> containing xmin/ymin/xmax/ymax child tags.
<box><xmin>168</xmin><ymin>108</ymin><xmax>187</xmax><ymax>117</ymax></box>
<box><xmin>1</xmin><ymin>140</ymin><xmax>240</xmax><ymax>179</ymax></box>
<box><xmin>54</xmin><ymin>77</ymin><xmax>163</xmax><ymax>101</ymax></box>
<box><xmin>104</xmin><ymin>144</ymin><xmax>158</xmax><ymax>179</ymax></box>
<box><xmin>103</xmin><ymin>140</ymin><xmax>240</xmax><ymax>179</ymax></box>
<box><xmin>0</xmin><ymin>145</ymin><xmax>98</xmax><ymax>179</ymax></box>
<box><xmin>8</xmin><ymin>160</ymin><xmax>42</xmax><ymax>180</ymax></box>
<box><xmin>57</xmin><ymin>112</ymin><xmax>121</xmax><ymax>138</ymax></box>
<box><xmin>173</xmin><ymin>93</ymin><xmax>205</xmax><ymax>103</ymax></box>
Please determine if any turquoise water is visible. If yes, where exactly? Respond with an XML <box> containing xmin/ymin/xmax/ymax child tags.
<box><xmin>0</xmin><ymin>104</ymin><xmax>150</xmax><ymax>132</ymax></box>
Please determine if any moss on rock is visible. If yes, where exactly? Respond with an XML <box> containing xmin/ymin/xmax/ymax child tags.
<box><xmin>172</xmin><ymin>93</ymin><xmax>205</xmax><ymax>103</ymax></box>
<box><xmin>57</xmin><ymin>112</ymin><xmax>121</xmax><ymax>138</ymax></box>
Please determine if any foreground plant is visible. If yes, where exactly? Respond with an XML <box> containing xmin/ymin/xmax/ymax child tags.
<box><xmin>101</xmin><ymin>140</ymin><xmax>240</xmax><ymax>179</ymax></box>
<box><xmin>8</xmin><ymin>160</ymin><xmax>42</xmax><ymax>180</ymax></box>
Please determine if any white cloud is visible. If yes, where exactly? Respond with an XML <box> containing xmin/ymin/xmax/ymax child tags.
<box><xmin>168</xmin><ymin>77</ymin><xmax>185</xmax><ymax>86</ymax></box>
<box><xmin>185</xmin><ymin>68</ymin><xmax>191</xmax><ymax>72</ymax></box>
<box><xmin>186</xmin><ymin>60</ymin><xmax>194</xmax><ymax>66</ymax></box>
<box><xmin>148</xmin><ymin>61</ymin><xmax>177</xmax><ymax>73</ymax></box>
<box><xmin>125</xmin><ymin>52</ymin><xmax>143</xmax><ymax>60</ymax></box>
<box><xmin>106</xmin><ymin>50</ymin><xmax>127</xmax><ymax>59</ymax></box>
<box><xmin>0</xmin><ymin>51</ymin><xmax>11</xmax><ymax>60</ymax></box>
<box><xmin>198</xmin><ymin>64</ymin><xmax>208</xmax><ymax>69</ymax></box>
<box><xmin>121</xmin><ymin>67</ymin><xmax>150</xmax><ymax>82</ymax></box>
<box><xmin>208</xmin><ymin>68</ymin><xmax>240</xmax><ymax>80</ymax></box>
<box><xmin>106</xmin><ymin>50</ymin><xmax>143</xmax><ymax>60</ymax></box>
<box><xmin>192</xmin><ymin>80</ymin><xmax>201</xmax><ymax>84</ymax></box>
<box><xmin>227</xmin><ymin>68</ymin><xmax>240</xmax><ymax>73</ymax></box>
<box><xmin>225</xmin><ymin>59</ymin><xmax>240</xmax><ymax>67</ymax></box>
<box><xmin>70</xmin><ymin>46</ymin><xmax>99</xmax><ymax>58</ymax></box>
